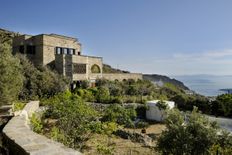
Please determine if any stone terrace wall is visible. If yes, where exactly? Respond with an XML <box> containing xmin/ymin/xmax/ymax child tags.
<box><xmin>2</xmin><ymin>101</ymin><xmax>81</xmax><ymax>155</ymax></box>
<box><xmin>102</xmin><ymin>73</ymin><xmax>143</xmax><ymax>81</ymax></box>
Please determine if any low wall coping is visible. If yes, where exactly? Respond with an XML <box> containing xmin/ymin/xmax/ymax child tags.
<box><xmin>3</xmin><ymin>101</ymin><xmax>82</xmax><ymax>155</ymax></box>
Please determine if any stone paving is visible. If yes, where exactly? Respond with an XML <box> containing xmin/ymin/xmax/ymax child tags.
<box><xmin>2</xmin><ymin>101</ymin><xmax>81</xmax><ymax>155</ymax></box>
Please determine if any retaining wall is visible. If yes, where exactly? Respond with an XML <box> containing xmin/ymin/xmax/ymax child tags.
<box><xmin>102</xmin><ymin>73</ymin><xmax>143</xmax><ymax>81</ymax></box>
<box><xmin>2</xmin><ymin>101</ymin><xmax>81</xmax><ymax>155</ymax></box>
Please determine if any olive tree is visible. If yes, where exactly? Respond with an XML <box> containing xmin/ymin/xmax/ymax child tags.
<box><xmin>156</xmin><ymin>107</ymin><xmax>218</xmax><ymax>155</ymax></box>
<box><xmin>0</xmin><ymin>42</ymin><xmax>23</xmax><ymax>106</ymax></box>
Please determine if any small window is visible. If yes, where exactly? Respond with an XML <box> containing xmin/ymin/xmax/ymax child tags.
<box><xmin>26</xmin><ymin>45</ymin><xmax>36</xmax><ymax>55</ymax></box>
<box><xmin>63</xmin><ymin>48</ymin><xmax>68</xmax><ymax>54</ymax></box>
<box><xmin>19</xmin><ymin>46</ymin><xmax>24</xmax><ymax>54</ymax></box>
<box><xmin>56</xmin><ymin>47</ymin><xmax>61</xmax><ymax>54</ymax></box>
<box><xmin>73</xmin><ymin>49</ymin><xmax>76</xmax><ymax>55</ymax></box>
<box><xmin>69</xmin><ymin>49</ymin><xmax>73</xmax><ymax>55</ymax></box>
<box><xmin>78</xmin><ymin>51</ymin><xmax>81</xmax><ymax>55</ymax></box>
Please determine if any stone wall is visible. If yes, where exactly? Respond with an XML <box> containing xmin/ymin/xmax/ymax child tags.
<box><xmin>12</xmin><ymin>34</ymin><xmax>82</xmax><ymax>66</ymax></box>
<box><xmin>12</xmin><ymin>35</ymin><xmax>44</xmax><ymax>66</ymax></box>
<box><xmin>2</xmin><ymin>101</ymin><xmax>81</xmax><ymax>155</ymax></box>
<box><xmin>42</xmin><ymin>34</ymin><xmax>81</xmax><ymax>65</ymax></box>
<box><xmin>102</xmin><ymin>73</ymin><xmax>143</xmax><ymax>81</ymax></box>
<box><xmin>59</xmin><ymin>55</ymin><xmax>103</xmax><ymax>82</ymax></box>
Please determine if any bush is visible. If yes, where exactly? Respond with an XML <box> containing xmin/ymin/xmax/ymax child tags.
<box><xmin>30</xmin><ymin>113</ymin><xmax>43</xmax><ymax>133</ymax></box>
<box><xmin>110</xmin><ymin>96</ymin><xmax>123</xmax><ymax>104</ymax></box>
<box><xmin>212</xmin><ymin>94</ymin><xmax>232</xmax><ymax>117</ymax></box>
<box><xmin>79</xmin><ymin>80</ymin><xmax>90</xmax><ymax>89</ymax></box>
<box><xmin>208</xmin><ymin>130</ymin><xmax>232</xmax><ymax>154</ymax></box>
<box><xmin>13</xmin><ymin>101</ymin><xmax>26</xmax><ymax>111</ymax></box>
<box><xmin>96</xmin><ymin>86</ymin><xmax>110</xmax><ymax>103</ymax></box>
<box><xmin>73</xmin><ymin>88</ymin><xmax>95</xmax><ymax>102</ymax></box>
<box><xmin>123</xmin><ymin>96</ymin><xmax>136</xmax><ymax>103</ymax></box>
<box><xmin>156</xmin><ymin>108</ymin><xmax>218</xmax><ymax>155</ymax></box>
<box><xmin>97</xmin><ymin>143</ymin><xmax>115</xmax><ymax>155</ymax></box>
<box><xmin>44</xmin><ymin>93</ymin><xmax>99</xmax><ymax>149</ymax></box>
<box><xmin>102</xmin><ymin>104</ymin><xmax>137</xmax><ymax>127</ymax></box>
<box><xmin>50</xmin><ymin>126</ymin><xmax>65</xmax><ymax>142</ymax></box>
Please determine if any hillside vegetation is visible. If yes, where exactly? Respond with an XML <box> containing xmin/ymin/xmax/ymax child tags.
<box><xmin>103</xmin><ymin>64</ymin><xmax>130</xmax><ymax>73</ymax></box>
<box><xmin>143</xmin><ymin>74</ymin><xmax>189</xmax><ymax>90</ymax></box>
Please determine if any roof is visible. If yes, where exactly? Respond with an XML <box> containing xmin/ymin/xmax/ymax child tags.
<box><xmin>47</xmin><ymin>33</ymin><xmax>78</xmax><ymax>41</ymax></box>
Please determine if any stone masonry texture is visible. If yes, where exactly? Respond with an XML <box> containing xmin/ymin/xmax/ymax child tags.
<box><xmin>2</xmin><ymin>101</ymin><xmax>81</xmax><ymax>155</ymax></box>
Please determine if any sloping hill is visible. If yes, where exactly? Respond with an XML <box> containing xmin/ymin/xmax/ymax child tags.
<box><xmin>102</xmin><ymin>63</ymin><xmax>189</xmax><ymax>90</ymax></box>
<box><xmin>143</xmin><ymin>74</ymin><xmax>189</xmax><ymax>90</ymax></box>
<box><xmin>103</xmin><ymin>64</ymin><xmax>130</xmax><ymax>73</ymax></box>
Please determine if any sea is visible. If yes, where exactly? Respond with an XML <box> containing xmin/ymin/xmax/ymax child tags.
<box><xmin>172</xmin><ymin>75</ymin><xmax>232</xmax><ymax>97</ymax></box>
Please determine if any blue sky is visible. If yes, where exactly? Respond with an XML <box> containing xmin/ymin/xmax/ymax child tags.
<box><xmin>1</xmin><ymin>0</ymin><xmax>232</xmax><ymax>75</ymax></box>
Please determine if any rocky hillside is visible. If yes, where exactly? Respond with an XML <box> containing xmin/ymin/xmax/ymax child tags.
<box><xmin>143</xmin><ymin>74</ymin><xmax>189</xmax><ymax>90</ymax></box>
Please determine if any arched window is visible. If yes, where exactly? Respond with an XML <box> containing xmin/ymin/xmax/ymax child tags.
<box><xmin>91</xmin><ymin>64</ymin><xmax>101</xmax><ymax>73</ymax></box>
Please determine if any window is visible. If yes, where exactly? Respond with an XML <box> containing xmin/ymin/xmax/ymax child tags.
<box><xmin>56</xmin><ymin>47</ymin><xmax>61</xmax><ymax>54</ymax></box>
<box><xmin>73</xmin><ymin>63</ymin><xmax>86</xmax><ymax>74</ymax></box>
<box><xmin>78</xmin><ymin>51</ymin><xmax>81</xmax><ymax>55</ymax></box>
<box><xmin>55</xmin><ymin>47</ymin><xmax>76</xmax><ymax>55</ymax></box>
<box><xmin>63</xmin><ymin>48</ymin><xmax>68</xmax><ymax>54</ymax></box>
<box><xmin>26</xmin><ymin>45</ymin><xmax>36</xmax><ymax>54</ymax></box>
<box><xmin>73</xmin><ymin>49</ymin><xmax>76</xmax><ymax>55</ymax></box>
<box><xmin>69</xmin><ymin>49</ymin><xmax>73</xmax><ymax>55</ymax></box>
<box><xmin>19</xmin><ymin>46</ymin><xmax>24</xmax><ymax>54</ymax></box>
<box><xmin>56</xmin><ymin>47</ymin><xmax>62</xmax><ymax>54</ymax></box>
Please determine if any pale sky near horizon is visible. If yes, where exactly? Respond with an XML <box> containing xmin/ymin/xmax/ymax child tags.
<box><xmin>1</xmin><ymin>0</ymin><xmax>232</xmax><ymax>76</ymax></box>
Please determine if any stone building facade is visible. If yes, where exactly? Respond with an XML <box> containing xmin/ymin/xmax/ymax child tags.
<box><xmin>13</xmin><ymin>33</ymin><xmax>142</xmax><ymax>84</ymax></box>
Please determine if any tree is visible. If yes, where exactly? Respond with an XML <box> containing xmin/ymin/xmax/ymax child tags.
<box><xmin>95</xmin><ymin>86</ymin><xmax>110</xmax><ymax>103</ymax></box>
<box><xmin>212</xmin><ymin>94</ymin><xmax>232</xmax><ymax>117</ymax></box>
<box><xmin>17</xmin><ymin>55</ymin><xmax>69</xmax><ymax>100</ymax></box>
<box><xmin>156</xmin><ymin>107</ymin><xmax>218</xmax><ymax>155</ymax></box>
<box><xmin>101</xmin><ymin>104</ymin><xmax>136</xmax><ymax>127</ymax></box>
<box><xmin>156</xmin><ymin>100</ymin><xmax>169</xmax><ymax>121</ymax></box>
<box><xmin>0</xmin><ymin>42</ymin><xmax>23</xmax><ymax>106</ymax></box>
<box><xmin>44</xmin><ymin>93</ymin><xmax>98</xmax><ymax>150</ymax></box>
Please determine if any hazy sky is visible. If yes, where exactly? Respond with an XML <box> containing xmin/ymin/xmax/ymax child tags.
<box><xmin>1</xmin><ymin>0</ymin><xmax>232</xmax><ymax>76</ymax></box>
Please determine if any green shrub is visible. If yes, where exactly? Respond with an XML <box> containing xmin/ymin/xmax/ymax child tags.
<box><xmin>80</xmin><ymin>80</ymin><xmax>90</xmax><ymax>89</ymax></box>
<box><xmin>50</xmin><ymin>126</ymin><xmax>65</xmax><ymax>142</ymax></box>
<box><xmin>44</xmin><ymin>93</ymin><xmax>99</xmax><ymax>149</ymax></box>
<box><xmin>97</xmin><ymin>143</ymin><xmax>115</xmax><ymax>155</ymax></box>
<box><xmin>30</xmin><ymin>113</ymin><xmax>43</xmax><ymax>133</ymax></box>
<box><xmin>110</xmin><ymin>96</ymin><xmax>123</xmax><ymax>104</ymax></box>
<box><xmin>96</xmin><ymin>86</ymin><xmax>110</xmax><ymax>103</ymax></box>
<box><xmin>13</xmin><ymin>101</ymin><xmax>26</xmax><ymax>111</ymax></box>
<box><xmin>135</xmin><ymin>121</ymin><xmax>149</xmax><ymax>128</ymax></box>
<box><xmin>156</xmin><ymin>108</ymin><xmax>218</xmax><ymax>155</ymax></box>
<box><xmin>123</xmin><ymin>96</ymin><xmax>136</xmax><ymax>103</ymax></box>
<box><xmin>73</xmin><ymin>88</ymin><xmax>95</xmax><ymax>102</ymax></box>
<box><xmin>102</xmin><ymin>104</ymin><xmax>136</xmax><ymax>127</ymax></box>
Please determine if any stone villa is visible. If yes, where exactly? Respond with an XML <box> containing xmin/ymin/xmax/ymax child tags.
<box><xmin>12</xmin><ymin>33</ymin><xmax>142</xmax><ymax>85</ymax></box>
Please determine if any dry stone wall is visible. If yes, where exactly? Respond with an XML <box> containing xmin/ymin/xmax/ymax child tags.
<box><xmin>2</xmin><ymin>101</ymin><xmax>81</xmax><ymax>155</ymax></box>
